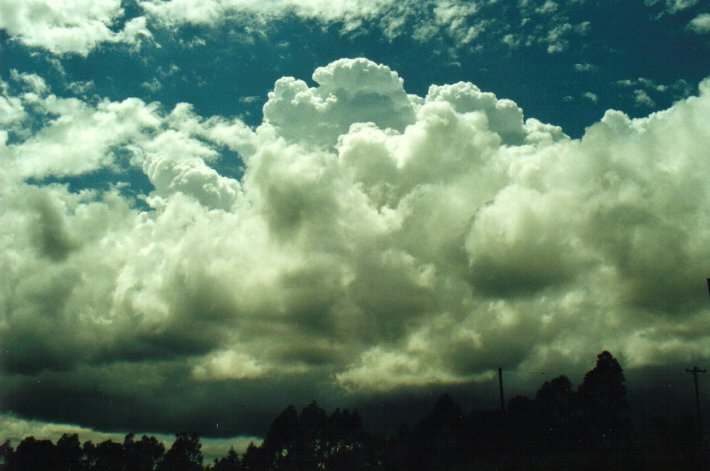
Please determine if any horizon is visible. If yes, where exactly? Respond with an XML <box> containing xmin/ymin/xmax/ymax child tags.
<box><xmin>1</xmin><ymin>351</ymin><xmax>707</xmax><ymax>461</ymax></box>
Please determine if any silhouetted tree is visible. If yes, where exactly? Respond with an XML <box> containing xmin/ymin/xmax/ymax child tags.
<box><xmin>382</xmin><ymin>424</ymin><xmax>410</xmax><ymax>471</ymax></box>
<box><xmin>13</xmin><ymin>437</ymin><xmax>56</xmax><ymax>471</ymax></box>
<box><xmin>88</xmin><ymin>439</ymin><xmax>124</xmax><ymax>471</ymax></box>
<box><xmin>465</xmin><ymin>409</ymin><xmax>508</xmax><ymax>460</ymax></box>
<box><xmin>256</xmin><ymin>401</ymin><xmax>377</xmax><ymax>471</ymax></box>
<box><xmin>240</xmin><ymin>442</ymin><xmax>268</xmax><ymax>471</ymax></box>
<box><xmin>80</xmin><ymin>441</ymin><xmax>95</xmax><ymax>471</ymax></box>
<box><xmin>534</xmin><ymin>375</ymin><xmax>578</xmax><ymax>449</ymax></box>
<box><xmin>292</xmin><ymin>401</ymin><xmax>329</xmax><ymax>470</ymax></box>
<box><xmin>405</xmin><ymin>394</ymin><xmax>467</xmax><ymax>471</ymax></box>
<box><xmin>56</xmin><ymin>434</ymin><xmax>83</xmax><ymax>471</ymax></box>
<box><xmin>208</xmin><ymin>447</ymin><xmax>240</xmax><ymax>471</ymax></box>
<box><xmin>507</xmin><ymin>394</ymin><xmax>537</xmax><ymax>454</ymax></box>
<box><xmin>323</xmin><ymin>408</ymin><xmax>375</xmax><ymax>471</ymax></box>
<box><xmin>261</xmin><ymin>405</ymin><xmax>300</xmax><ymax>469</ymax></box>
<box><xmin>0</xmin><ymin>440</ymin><xmax>14</xmax><ymax>466</ymax></box>
<box><xmin>577</xmin><ymin>351</ymin><xmax>630</xmax><ymax>448</ymax></box>
<box><xmin>123</xmin><ymin>434</ymin><xmax>165</xmax><ymax>471</ymax></box>
<box><xmin>157</xmin><ymin>432</ymin><xmax>203</xmax><ymax>471</ymax></box>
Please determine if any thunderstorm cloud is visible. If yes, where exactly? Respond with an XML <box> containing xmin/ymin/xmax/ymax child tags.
<box><xmin>1</xmin><ymin>0</ymin><xmax>709</xmax><ymax>449</ymax></box>
<box><xmin>2</xmin><ymin>57</ymin><xmax>709</xmax><ymax>433</ymax></box>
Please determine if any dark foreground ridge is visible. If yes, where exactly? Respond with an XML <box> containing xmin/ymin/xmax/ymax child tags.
<box><xmin>1</xmin><ymin>352</ymin><xmax>707</xmax><ymax>470</ymax></box>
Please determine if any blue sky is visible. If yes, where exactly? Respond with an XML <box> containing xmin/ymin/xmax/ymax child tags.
<box><xmin>1</xmin><ymin>0</ymin><xmax>709</xmax><ymax>457</ymax></box>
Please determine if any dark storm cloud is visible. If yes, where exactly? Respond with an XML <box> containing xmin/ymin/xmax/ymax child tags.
<box><xmin>1</xmin><ymin>360</ymin><xmax>342</xmax><ymax>437</ymax></box>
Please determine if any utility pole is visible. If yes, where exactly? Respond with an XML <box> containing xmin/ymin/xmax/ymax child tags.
<box><xmin>498</xmin><ymin>367</ymin><xmax>505</xmax><ymax>413</ymax></box>
<box><xmin>687</xmin><ymin>366</ymin><xmax>706</xmax><ymax>441</ymax></box>
<box><xmin>687</xmin><ymin>366</ymin><xmax>706</xmax><ymax>469</ymax></box>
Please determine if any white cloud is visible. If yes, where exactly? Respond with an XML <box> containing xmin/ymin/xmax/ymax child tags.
<box><xmin>9</xmin><ymin>70</ymin><xmax>49</xmax><ymax>95</ymax></box>
<box><xmin>502</xmin><ymin>33</ymin><xmax>520</xmax><ymax>48</ymax></box>
<box><xmin>668</xmin><ymin>0</ymin><xmax>698</xmax><ymax>11</ymax></box>
<box><xmin>0</xmin><ymin>0</ymin><xmax>152</xmax><ymax>55</ymax></box>
<box><xmin>140</xmin><ymin>148</ymin><xmax>243</xmax><ymax>211</ymax></box>
<box><xmin>574</xmin><ymin>63</ymin><xmax>596</xmax><ymax>72</ymax></box>
<box><xmin>0</xmin><ymin>0</ymin><xmax>604</xmax><ymax>57</ymax></box>
<box><xmin>543</xmin><ymin>21</ymin><xmax>589</xmax><ymax>54</ymax></box>
<box><xmin>638</xmin><ymin>77</ymin><xmax>667</xmax><ymax>92</ymax></box>
<box><xmin>688</xmin><ymin>13</ymin><xmax>710</xmax><ymax>34</ymax></box>
<box><xmin>191</xmin><ymin>349</ymin><xmax>267</xmax><ymax>380</ymax></box>
<box><xmin>1</xmin><ymin>59</ymin><xmax>709</xmax><ymax>406</ymax></box>
<box><xmin>513</xmin><ymin>1</ymin><xmax>592</xmax><ymax>54</ymax></box>
<box><xmin>535</xmin><ymin>1</ymin><xmax>559</xmax><ymax>15</ymax></box>
<box><xmin>336</xmin><ymin>346</ymin><xmax>476</xmax><ymax>393</ymax></box>
<box><xmin>582</xmin><ymin>91</ymin><xmax>598</xmax><ymax>103</ymax></box>
<box><xmin>138</xmin><ymin>0</ymin><xmax>394</xmax><ymax>26</ymax></box>
<box><xmin>633</xmin><ymin>88</ymin><xmax>656</xmax><ymax>107</ymax></box>
<box><xmin>430</xmin><ymin>1</ymin><xmax>484</xmax><ymax>44</ymax></box>
<box><xmin>8</xmin><ymin>95</ymin><xmax>161</xmax><ymax>179</ymax></box>
<box><xmin>0</xmin><ymin>88</ymin><xmax>26</xmax><ymax>128</ymax></box>
<box><xmin>262</xmin><ymin>58</ymin><xmax>420</xmax><ymax>148</ymax></box>
<box><xmin>614</xmin><ymin>77</ymin><xmax>694</xmax><ymax>105</ymax></box>
<box><xmin>645</xmin><ymin>0</ymin><xmax>698</xmax><ymax>14</ymax></box>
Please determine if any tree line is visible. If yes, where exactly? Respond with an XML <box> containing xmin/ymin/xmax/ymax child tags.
<box><xmin>1</xmin><ymin>351</ymin><xmax>705</xmax><ymax>470</ymax></box>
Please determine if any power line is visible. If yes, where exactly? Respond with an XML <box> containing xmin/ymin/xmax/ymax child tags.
<box><xmin>501</xmin><ymin>368</ymin><xmax>689</xmax><ymax>380</ymax></box>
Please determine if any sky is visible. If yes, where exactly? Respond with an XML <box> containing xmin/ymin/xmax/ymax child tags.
<box><xmin>1</xmin><ymin>0</ymin><xmax>710</xmax><ymax>458</ymax></box>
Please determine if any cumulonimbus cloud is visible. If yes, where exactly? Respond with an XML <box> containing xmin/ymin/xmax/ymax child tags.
<box><xmin>1</xmin><ymin>59</ymin><xmax>708</xmax><ymax>433</ymax></box>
